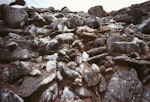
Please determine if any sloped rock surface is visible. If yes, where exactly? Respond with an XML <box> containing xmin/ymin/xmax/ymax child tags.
<box><xmin>0</xmin><ymin>1</ymin><xmax>150</xmax><ymax>102</ymax></box>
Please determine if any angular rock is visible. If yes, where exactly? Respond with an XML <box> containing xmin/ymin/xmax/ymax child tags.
<box><xmin>0</xmin><ymin>88</ymin><xmax>24</xmax><ymax>102</ymax></box>
<box><xmin>19</xmin><ymin>72</ymin><xmax>55</xmax><ymax>97</ymax></box>
<box><xmin>0</xmin><ymin>4</ymin><xmax>28</xmax><ymax>28</ymax></box>
<box><xmin>85</xmin><ymin>16</ymin><xmax>100</xmax><ymax>29</ymax></box>
<box><xmin>80</xmin><ymin>62</ymin><xmax>101</xmax><ymax>86</ymax></box>
<box><xmin>61</xmin><ymin>87</ymin><xmax>78</xmax><ymax>101</ymax></box>
<box><xmin>88</xmin><ymin>5</ymin><xmax>106</xmax><ymax>17</ymax></box>
<box><xmin>40</xmin><ymin>82</ymin><xmax>58</xmax><ymax>102</ymax></box>
<box><xmin>103</xmin><ymin>67</ymin><xmax>143</xmax><ymax>102</ymax></box>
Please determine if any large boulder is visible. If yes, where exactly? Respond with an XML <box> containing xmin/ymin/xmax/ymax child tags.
<box><xmin>103</xmin><ymin>67</ymin><xmax>143</xmax><ymax>102</ymax></box>
<box><xmin>0</xmin><ymin>4</ymin><xmax>28</xmax><ymax>28</ymax></box>
<box><xmin>88</xmin><ymin>5</ymin><xmax>106</xmax><ymax>17</ymax></box>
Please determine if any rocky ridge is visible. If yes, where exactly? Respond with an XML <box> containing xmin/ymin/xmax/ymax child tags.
<box><xmin>0</xmin><ymin>1</ymin><xmax>150</xmax><ymax>102</ymax></box>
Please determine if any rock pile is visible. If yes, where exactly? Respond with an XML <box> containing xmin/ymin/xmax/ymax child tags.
<box><xmin>0</xmin><ymin>1</ymin><xmax>150</xmax><ymax>102</ymax></box>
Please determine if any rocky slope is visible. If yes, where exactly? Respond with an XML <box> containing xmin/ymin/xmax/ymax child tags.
<box><xmin>0</xmin><ymin>1</ymin><xmax>150</xmax><ymax>102</ymax></box>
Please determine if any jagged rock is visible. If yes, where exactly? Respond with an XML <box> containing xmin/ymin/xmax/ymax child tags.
<box><xmin>103</xmin><ymin>67</ymin><xmax>143</xmax><ymax>102</ymax></box>
<box><xmin>88</xmin><ymin>5</ymin><xmax>106</xmax><ymax>17</ymax></box>
<box><xmin>39</xmin><ymin>82</ymin><xmax>58</xmax><ymax>102</ymax></box>
<box><xmin>19</xmin><ymin>72</ymin><xmax>56</xmax><ymax>97</ymax></box>
<box><xmin>0</xmin><ymin>4</ymin><xmax>28</xmax><ymax>28</ymax></box>
<box><xmin>0</xmin><ymin>88</ymin><xmax>24</xmax><ymax>102</ymax></box>
<box><xmin>0</xmin><ymin>62</ymin><xmax>27</xmax><ymax>83</ymax></box>
<box><xmin>85</xmin><ymin>15</ymin><xmax>100</xmax><ymax>29</ymax></box>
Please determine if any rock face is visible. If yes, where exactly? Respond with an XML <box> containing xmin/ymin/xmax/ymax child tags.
<box><xmin>0</xmin><ymin>1</ymin><xmax>150</xmax><ymax>102</ymax></box>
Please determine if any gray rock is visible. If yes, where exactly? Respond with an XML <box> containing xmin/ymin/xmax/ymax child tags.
<box><xmin>0</xmin><ymin>4</ymin><xmax>28</xmax><ymax>28</ymax></box>
<box><xmin>40</xmin><ymin>82</ymin><xmax>58</xmax><ymax>102</ymax></box>
<box><xmin>139</xmin><ymin>18</ymin><xmax>150</xmax><ymax>34</ymax></box>
<box><xmin>75</xmin><ymin>87</ymin><xmax>94</xmax><ymax>98</ymax></box>
<box><xmin>94</xmin><ymin>38</ymin><xmax>106</xmax><ymax>47</ymax></box>
<box><xmin>114</xmin><ymin>9</ymin><xmax>143</xmax><ymax>24</ymax></box>
<box><xmin>55</xmin><ymin>33</ymin><xmax>74</xmax><ymax>44</ymax></box>
<box><xmin>85</xmin><ymin>16</ymin><xmax>100</xmax><ymax>29</ymax></box>
<box><xmin>67</xmin><ymin>16</ymin><xmax>83</xmax><ymax>29</ymax></box>
<box><xmin>88</xmin><ymin>5</ymin><xmax>106</xmax><ymax>17</ymax></box>
<box><xmin>113</xmin><ymin>55</ymin><xmax>150</xmax><ymax>65</ymax></box>
<box><xmin>142</xmin><ymin>88</ymin><xmax>150</xmax><ymax>102</ymax></box>
<box><xmin>103</xmin><ymin>67</ymin><xmax>143</xmax><ymax>102</ymax></box>
<box><xmin>11</xmin><ymin>48</ymin><xmax>31</xmax><ymax>61</ymax></box>
<box><xmin>0</xmin><ymin>88</ymin><xmax>24</xmax><ymax>102</ymax></box>
<box><xmin>0</xmin><ymin>62</ymin><xmax>27</xmax><ymax>83</ymax></box>
<box><xmin>61</xmin><ymin>87</ymin><xmax>77</xmax><ymax>100</ymax></box>
<box><xmin>19</xmin><ymin>72</ymin><xmax>55</xmax><ymax>97</ymax></box>
<box><xmin>108</xmin><ymin>42</ymin><xmax>141</xmax><ymax>55</ymax></box>
<box><xmin>81</xmin><ymin>62</ymin><xmax>101</xmax><ymax>86</ymax></box>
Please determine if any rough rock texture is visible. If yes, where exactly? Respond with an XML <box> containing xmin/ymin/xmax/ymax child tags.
<box><xmin>0</xmin><ymin>1</ymin><xmax>150</xmax><ymax>102</ymax></box>
<box><xmin>88</xmin><ymin>5</ymin><xmax>106</xmax><ymax>17</ymax></box>
<box><xmin>103</xmin><ymin>67</ymin><xmax>143</xmax><ymax>102</ymax></box>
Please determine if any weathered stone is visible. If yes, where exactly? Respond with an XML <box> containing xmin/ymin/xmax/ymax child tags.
<box><xmin>113</xmin><ymin>55</ymin><xmax>150</xmax><ymax>66</ymax></box>
<box><xmin>81</xmin><ymin>62</ymin><xmax>101</xmax><ymax>86</ymax></box>
<box><xmin>19</xmin><ymin>72</ymin><xmax>55</xmax><ymax>97</ymax></box>
<box><xmin>39</xmin><ymin>82</ymin><xmax>58</xmax><ymax>102</ymax></box>
<box><xmin>11</xmin><ymin>48</ymin><xmax>32</xmax><ymax>61</ymax></box>
<box><xmin>0</xmin><ymin>88</ymin><xmax>24</xmax><ymax>102</ymax></box>
<box><xmin>67</xmin><ymin>16</ymin><xmax>83</xmax><ymax>29</ymax></box>
<box><xmin>0</xmin><ymin>4</ymin><xmax>28</xmax><ymax>28</ymax></box>
<box><xmin>75</xmin><ymin>87</ymin><xmax>94</xmax><ymax>98</ymax></box>
<box><xmin>103</xmin><ymin>67</ymin><xmax>143</xmax><ymax>102</ymax></box>
<box><xmin>88</xmin><ymin>5</ymin><xmax>106</xmax><ymax>17</ymax></box>
<box><xmin>85</xmin><ymin>16</ymin><xmax>100</xmax><ymax>29</ymax></box>
<box><xmin>61</xmin><ymin>87</ymin><xmax>78</xmax><ymax>101</ymax></box>
<box><xmin>114</xmin><ymin>9</ymin><xmax>143</xmax><ymax>24</ymax></box>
